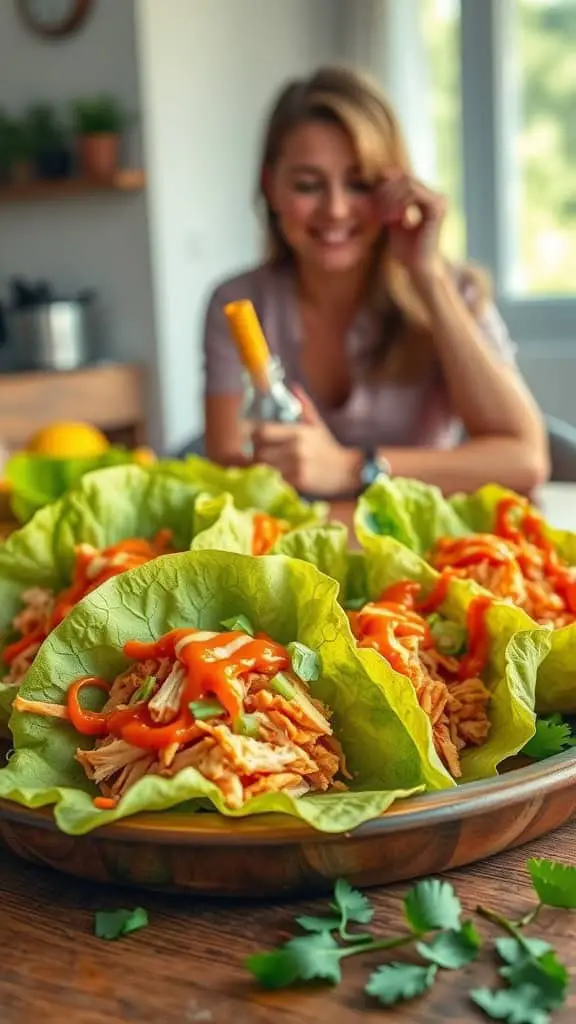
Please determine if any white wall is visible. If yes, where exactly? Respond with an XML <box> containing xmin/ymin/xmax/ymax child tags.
<box><xmin>0</xmin><ymin>0</ymin><xmax>160</xmax><ymax>436</ymax></box>
<box><xmin>136</xmin><ymin>0</ymin><xmax>341</xmax><ymax>452</ymax></box>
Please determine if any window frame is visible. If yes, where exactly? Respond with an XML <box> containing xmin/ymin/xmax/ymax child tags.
<box><xmin>460</xmin><ymin>0</ymin><xmax>576</xmax><ymax>342</ymax></box>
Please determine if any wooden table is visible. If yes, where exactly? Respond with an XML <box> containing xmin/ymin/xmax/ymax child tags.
<box><xmin>1</xmin><ymin>824</ymin><xmax>575</xmax><ymax>1024</ymax></box>
<box><xmin>0</xmin><ymin>362</ymin><xmax>148</xmax><ymax>453</ymax></box>
<box><xmin>1</xmin><ymin>495</ymin><xmax>576</xmax><ymax>1023</ymax></box>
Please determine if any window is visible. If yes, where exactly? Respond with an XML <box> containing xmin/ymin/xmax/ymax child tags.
<box><xmin>420</xmin><ymin>0</ymin><xmax>465</xmax><ymax>260</ymax></box>
<box><xmin>419</xmin><ymin>0</ymin><xmax>576</xmax><ymax>340</ymax></box>
<box><xmin>508</xmin><ymin>0</ymin><xmax>576</xmax><ymax>296</ymax></box>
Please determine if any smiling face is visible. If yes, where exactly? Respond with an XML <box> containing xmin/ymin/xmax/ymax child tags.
<box><xmin>265</xmin><ymin>119</ymin><xmax>384</xmax><ymax>276</ymax></box>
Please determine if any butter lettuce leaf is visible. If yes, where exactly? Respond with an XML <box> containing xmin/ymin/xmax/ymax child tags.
<box><xmin>277</xmin><ymin>526</ymin><xmax>546</xmax><ymax>782</ymax></box>
<box><xmin>355</xmin><ymin>477</ymin><xmax>470</xmax><ymax>556</ymax></box>
<box><xmin>158</xmin><ymin>455</ymin><xmax>327</xmax><ymax>526</ymax></box>
<box><xmin>5</xmin><ymin>448</ymin><xmax>137</xmax><ymax>523</ymax></box>
<box><xmin>190</xmin><ymin>495</ymin><xmax>348</xmax><ymax>573</ymax></box>
<box><xmin>0</xmin><ymin>550</ymin><xmax>433</xmax><ymax>834</ymax></box>
<box><xmin>358</xmin><ymin>532</ymin><xmax>547</xmax><ymax>781</ymax></box>
<box><xmin>0</xmin><ymin>465</ymin><xmax>201</xmax><ymax>719</ymax></box>
<box><xmin>357</xmin><ymin>479</ymin><xmax>576</xmax><ymax>715</ymax></box>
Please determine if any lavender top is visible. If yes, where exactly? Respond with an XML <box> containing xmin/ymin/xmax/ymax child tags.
<box><xmin>203</xmin><ymin>263</ymin><xmax>517</xmax><ymax>450</ymax></box>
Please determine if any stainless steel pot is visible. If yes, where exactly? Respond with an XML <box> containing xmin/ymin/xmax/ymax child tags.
<box><xmin>0</xmin><ymin>289</ymin><xmax>96</xmax><ymax>372</ymax></box>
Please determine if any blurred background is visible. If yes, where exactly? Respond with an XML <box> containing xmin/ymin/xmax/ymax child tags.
<box><xmin>0</xmin><ymin>0</ymin><xmax>574</xmax><ymax>459</ymax></box>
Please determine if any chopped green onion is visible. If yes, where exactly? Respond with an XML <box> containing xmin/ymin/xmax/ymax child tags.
<box><xmin>287</xmin><ymin>641</ymin><xmax>320</xmax><ymax>683</ymax></box>
<box><xmin>270</xmin><ymin>672</ymin><xmax>296</xmax><ymax>700</ymax></box>
<box><xmin>220</xmin><ymin>614</ymin><xmax>255</xmax><ymax>636</ymax></box>
<box><xmin>234</xmin><ymin>713</ymin><xmax>261</xmax><ymax>739</ymax></box>
<box><xmin>130</xmin><ymin>675</ymin><xmax>156</xmax><ymax>705</ymax></box>
<box><xmin>188</xmin><ymin>698</ymin><xmax>226</xmax><ymax>721</ymax></box>
<box><xmin>428</xmin><ymin>616</ymin><xmax>467</xmax><ymax>656</ymax></box>
<box><xmin>94</xmin><ymin>907</ymin><xmax>149</xmax><ymax>941</ymax></box>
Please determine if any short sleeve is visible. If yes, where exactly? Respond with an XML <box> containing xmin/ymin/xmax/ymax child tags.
<box><xmin>203</xmin><ymin>286</ymin><xmax>243</xmax><ymax>396</ymax></box>
<box><xmin>456</xmin><ymin>271</ymin><xmax>518</xmax><ymax>367</ymax></box>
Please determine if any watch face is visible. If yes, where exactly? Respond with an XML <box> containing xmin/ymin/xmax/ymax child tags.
<box><xmin>19</xmin><ymin>0</ymin><xmax>92</xmax><ymax>35</ymax></box>
<box><xmin>25</xmin><ymin>0</ymin><xmax>76</xmax><ymax>27</ymax></box>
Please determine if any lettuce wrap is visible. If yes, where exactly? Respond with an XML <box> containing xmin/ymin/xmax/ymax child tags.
<box><xmin>355</xmin><ymin>478</ymin><xmax>576</xmax><ymax>713</ymax></box>
<box><xmin>0</xmin><ymin>550</ymin><xmax>435</xmax><ymax>835</ymax></box>
<box><xmin>190</xmin><ymin>492</ymin><xmax>341</xmax><ymax>561</ymax></box>
<box><xmin>0</xmin><ymin>464</ymin><xmax>202</xmax><ymax>720</ymax></box>
<box><xmin>185</xmin><ymin>510</ymin><xmax>546</xmax><ymax>780</ymax></box>
<box><xmin>159</xmin><ymin>455</ymin><xmax>327</xmax><ymax>526</ymax></box>
<box><xmin>275</xmin><ymin>526</ymin><xmax>548</xmax><ymax>782</ymax></box>
<box><xmin>5</xmin><ymin>450</ymin><xmax>326</xmax><ymax>529</ymax></box>
<box><xmin>5</xmin><ymin>448</ymin><xmax>142</xmax><ymax>524</ymax></box>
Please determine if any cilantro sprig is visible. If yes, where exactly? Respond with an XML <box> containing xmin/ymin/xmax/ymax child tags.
<box><xmin>246</xmin><ymin>858</ymin><xmax>576</xmax><ymax>1019</ymax></box>
<box><xmin>522</xmin><ymin>715</ymin><xmax>576</xmax><ymax>761</ymax></box>
<box><xmin>247</xmin><ymin>876</ymin><xmax>480</xmax><ymax>1002</ymax></box>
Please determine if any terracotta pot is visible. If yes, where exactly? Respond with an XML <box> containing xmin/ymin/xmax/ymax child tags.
<box><xmin>77</xmin><ymin>132</ymin><xmax>120</xmax><ymax>179</ymax></box>
<box><xmin>11</xmin><ymin>160</ymin><xmax>34</xmax><ymax>184</ymax></box>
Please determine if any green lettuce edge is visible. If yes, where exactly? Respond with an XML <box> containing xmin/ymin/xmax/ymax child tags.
<box><xmin>0</xmin><ymin>549</ymin><xmax>439</xmax><ymax>834</ymax></box>
<box><xmin>355</xmin><ymin>478</ymin><xmax>576</xmax><ymax>715</ymax></box>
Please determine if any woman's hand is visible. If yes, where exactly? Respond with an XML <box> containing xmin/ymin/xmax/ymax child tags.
<box><xmin>377</xmin><ymin>171</ymin><xmax>447</xmax><ymax>281</ymax></box>
<box><xmin>252</xmin><ymin>389</ymin><xmax>362</xmax><ymax>497</ymax></box>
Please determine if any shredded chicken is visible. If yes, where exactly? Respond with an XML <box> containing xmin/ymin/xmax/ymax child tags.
<box><xmin>350</xmin><ymin>592</ymin><xmax>492</xmax><ymax>780</ymax></box>
<box><xmin>13</xmin><ymin>694</ymin><xmax>69</xmax><ymax>719</ymax></box>
<box><xmin>148</xmin><ymin>663</ymin><xmax>186</xmax><ymax>724</ymax></box>
<box><xmin>12</xmin><ymin>588</ymin><xmax>54</xmax><ymax>635</ymax></box>
<box><xmin>16</xmin><ymin>626</ymin><xmax>346</xmax><ymax>811</ymax></box>
<box><xmin>3</xmin><ymin>532</ymin><xmax>174</xmax><ymax>688</ymax></box>
<box><xmin>76</xmin><ymin>738</ymin><xmax>153</xmax><ymax>786</ymax></box>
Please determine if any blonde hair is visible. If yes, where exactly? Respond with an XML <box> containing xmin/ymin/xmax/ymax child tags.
<box><xmin>257</xmin><ymin>66</ymin><xmax>489</xmax><ymax>382</ymax></box>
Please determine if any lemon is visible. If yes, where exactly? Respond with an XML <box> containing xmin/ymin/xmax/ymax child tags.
<box><xmin>27</xmin><ymin>421</ymin><xmax>110</xmax><ymax>458</ymax></box>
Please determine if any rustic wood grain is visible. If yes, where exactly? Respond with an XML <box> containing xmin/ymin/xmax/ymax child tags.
<box><xmin>1</xmin><ymin>500</ymin><xmax>575</xmax><ymax>1020</ymax></box>
<box><xmin>0</xmin><ymin>170</ymin><xmax>145</xmax><ymax>203</ymax></box>
<box><xmin>1</xmin><ymin>824</ymin><xmax>575</xmax><ymax>1024</ymax></box>
<box><xmin>0</xmin><ymin>363</ymin><xmax>147</xmax><ymax>451</ymax></box>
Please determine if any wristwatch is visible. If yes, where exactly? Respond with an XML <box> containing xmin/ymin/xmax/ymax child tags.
<box><xmin>359</xmin><ymin>449</ymin><xmax>391</xmax><ymax>489</ymax></box>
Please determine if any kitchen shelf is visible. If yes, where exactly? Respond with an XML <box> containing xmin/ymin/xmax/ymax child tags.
<box><xmin>0</xmin><ymin>170</ymin><xmax>145</xmax><ymax>203</ymax></box>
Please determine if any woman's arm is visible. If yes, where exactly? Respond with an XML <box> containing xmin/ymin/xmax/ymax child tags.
<box><xmin>205</xmin><ymin>393</ymin><xmax>247</xmax><ymax>466</ymax></box>
<box><xmin>378</xmin><ymin>265</ymin><xmax>550</xmax><ymax>494</ymax></box>
<box><xmin>378</xmin><ymin>436</ymin><xmax>547</xmax><ymax>496</ymax></box>
<box><xmin>373</xmin><ymin>172</ymin><xmax>550</xmax><ymax>494</ymax></box>
<box><xmin>202</xmin><ymin>283</ymin><xmax>248</xmax><ymax>466</ymax></box>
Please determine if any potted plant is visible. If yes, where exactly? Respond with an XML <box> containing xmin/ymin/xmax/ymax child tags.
<box><xmin>5</xmin><ymin>117</ymin><xmax>34</xmax><ymax>184</ymax></box>
<box><xmin>25</xmin><ymin>104</ymin><xmax>72</xmax><ymax>181</ymax></box>
<box><xmin>0</xmin><ymin>110</ymin><xmax>12</xmax><ymax>183</ymax></box>
<box><xmin>71</xmin><ymin>95</ymin><xmax>129</xmax><ymax>179</ymax></box>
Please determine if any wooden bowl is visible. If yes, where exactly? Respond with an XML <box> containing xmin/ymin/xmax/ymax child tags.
<box><xmin>1</xmin><ymin>749</ymin><xmax>575</xmax><ymax>897</ymax></box>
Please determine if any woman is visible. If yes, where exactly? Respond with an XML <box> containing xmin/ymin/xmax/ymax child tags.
<box><xmin>203</xmin><ymin>66</ymin><xmax>549</xmax><ymax>498</ymax></box>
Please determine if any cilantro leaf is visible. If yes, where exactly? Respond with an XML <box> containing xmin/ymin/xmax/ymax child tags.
<box><xmin>94</xmin><ymin>907</ymin><xmax>148</xmax><ymax>941</ymax></box>
<box><xmin>522</xmin><ymin>716</ymin><xmax>576</xmax><ymax>760</ymax></box>
<box><xmin>365</xmin><ymin>963</ymin><xmax>437</xmax><ymax>1006</ymax></box>
<box><xmin>416</xmin><ymin>920</ymin><xmax>481</xmax><ymax>969</ymax></box>
<box><xmin>295</xmin><ymin>881</ymin><xmax>374</xmax><ymax>942</ymax></box>
<box><xmin>296</xmin><ymin>915</ymin><xmax>342</xmax><ymax>934</ymax></box>
<box><xmin>246</xmin><ymin>933</ymin><xmax>347</xmax><ymax>989</ymax></box>
<box><xmin>495</xmin><ymin>937</ymin><xmax>553</xmax><ymax>965</ymax></box>
<box><xmin>499</xmin><ymin>950</ymin><xmax>568</xmax><ymax>1010</ymax></box>
<box><xmin>527</xmin><ymin>858</ymin><xmax>576</xmax><ymax>909</ymax></box>
<box><xmin>286</xmin><ymin>641</ymin><xmax>320</xmax><ymax>682</ymax></box>
<box><xmin>220</xmin><ymin>614</ymin><xmax>254</xmax><ymax>636</ymax></box>
<box><xmin>471</xmin><ymin>985</ymin><xmax>551</xmax><ymax>1024</ymax></box>
<box><xmin>331</xmin><ymin>878</ymin><xmax>374</xmax><ymax>931</ymax></box>
<box><xmin>404</xmin><ymin>879</ymin><xmax>462</xmax><ymax>934</ymax></box>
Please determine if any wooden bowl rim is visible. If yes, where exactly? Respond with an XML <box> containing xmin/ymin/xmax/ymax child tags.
<box><xmin>1</xmin><ymin>748</ymin><xmax>575</xmax><ymax>847</ymax></box>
